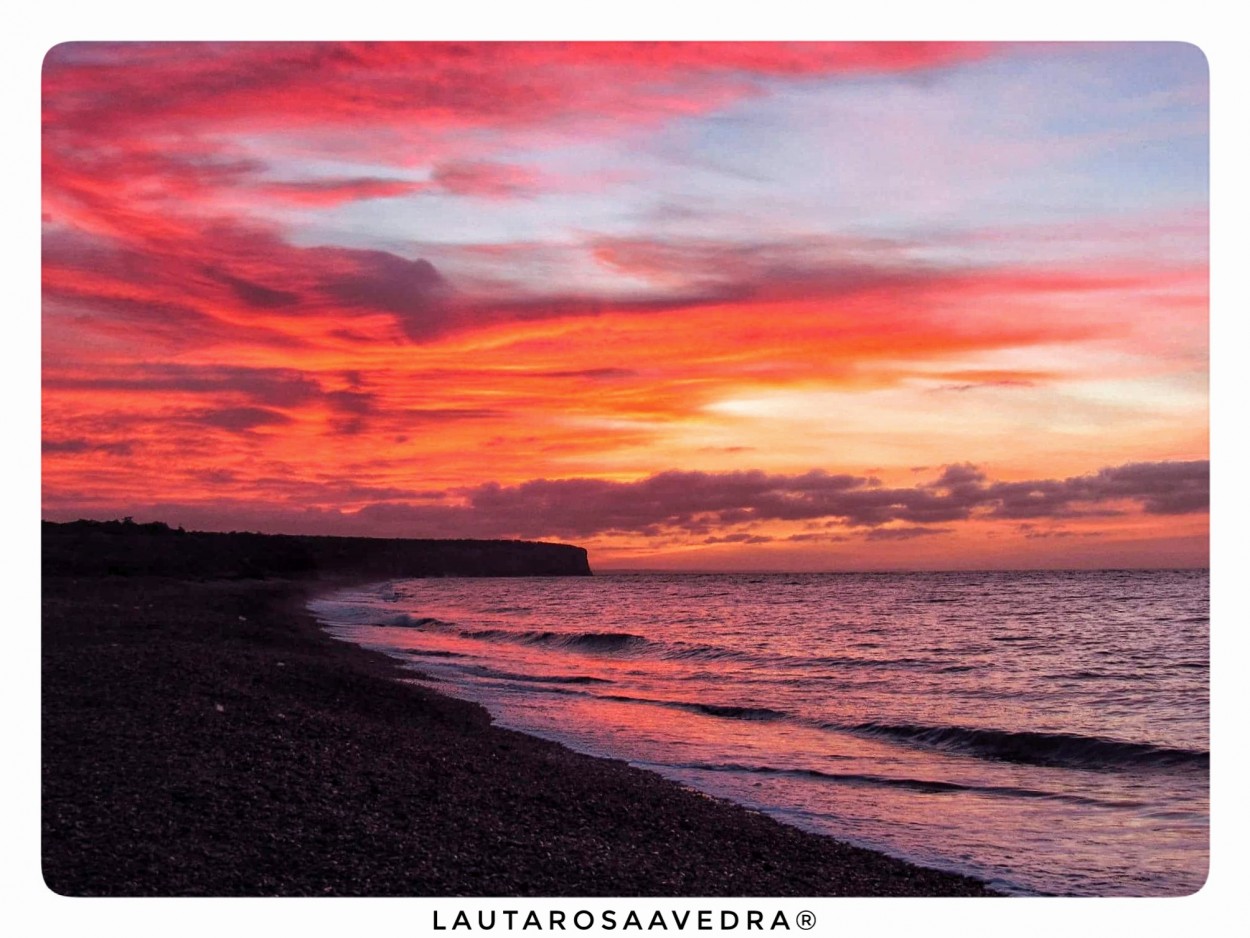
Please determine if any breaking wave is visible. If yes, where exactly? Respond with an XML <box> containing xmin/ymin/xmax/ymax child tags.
<box><xmin>667</xmin><ymin>763</ymin><xmax>1145</xmax><ymax>808</ymax></box>
<box><xmin>835</xmin><ymin>722</ymin><xmax>1209</xmax><ymax>772</ymax></box>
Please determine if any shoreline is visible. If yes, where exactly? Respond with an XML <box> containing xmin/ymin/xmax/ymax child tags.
<box><xmin>43</xmin><ymin>571</ymin><xmax>1000</xmax><ymax>896</ymax></box>
<box><xmin>309</xmin><ymin>579</ymin><xmax>1014</xmax><ymax>891</ymax></box>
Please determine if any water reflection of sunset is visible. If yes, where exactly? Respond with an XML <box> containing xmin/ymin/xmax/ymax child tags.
<box><xmin>313</xmin><ymin>571</ymin><xmax>1209</xmax><ymax>895</ymax></box>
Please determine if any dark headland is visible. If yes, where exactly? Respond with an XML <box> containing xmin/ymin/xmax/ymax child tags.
<box><xmin>42</xmin><ymin>520</ymin><xmax>998</xmax><ymax>897</ymax></box>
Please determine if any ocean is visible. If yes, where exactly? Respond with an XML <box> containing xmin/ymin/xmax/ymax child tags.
<box><xmin>308</xmin><ymin>569</ymin><xmax>1209</xmax><ymax>896</ymax></box>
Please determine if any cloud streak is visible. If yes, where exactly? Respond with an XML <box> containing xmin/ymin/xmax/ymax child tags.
<box><xmin>449</xmin><ymin>460</ymin><xmax>1210</xmax><ymax>538</ymax></box>
<box><xmin>47</xmin><ymin>460</ymin><xmax>1207</xmax><ymax>543</ymax></box>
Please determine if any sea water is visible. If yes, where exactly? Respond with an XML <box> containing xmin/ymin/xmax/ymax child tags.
<box><xmin>309</xmin><ymin>570</ymin><xmax>1209</xmax><ymax>896</ymax></box>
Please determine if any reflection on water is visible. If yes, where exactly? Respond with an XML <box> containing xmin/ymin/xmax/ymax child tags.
<box><xmin>311</xmin><ymin>570</ymin><xmax>1208</xmax><ymax>896</ymax></box>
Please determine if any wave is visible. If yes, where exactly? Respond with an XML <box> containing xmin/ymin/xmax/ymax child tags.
<box><xmin>447</xmin><ymin>624</ymin><xmax>943</xmax><ymax>673</ymax></box>
<box><xmin>809</xmin><ymin>654</ymin><xmax>935</xmax><ymax>670</ymax></box>
<box><xmin>669</xmin><ymin>763</ymin><xmax>1142</xmax><ymax>808</ymax></box>
<box><xmin>354</xmin><ymin>611</ymin><xmax>1205</xmax><ymax>775</ymax></box>
<box><xmin>468</xmin><ymin>666</ymin><xmax>613</xmax><ymax>685</ymax></box>
<box><xmin>454</xmin><ymin>626</ymin><xmax>762</xmax><ymax>662</ymax></box>
<box><xmin>375</xmin><ymin>613</ymin><xmax>453</xmax><ymax>629</ymax></box>
<box><xmin>597</xmin><ymin>694</ymin><xmax>790</xmax><ymax>722</ymax></box>
<box><xmin>458</xmin><ymin>628</ymin><xmax>648</xmax><ymax>652</ymax></box>
<box><xmin>409</xmin><ymin>658</ymin><xmax>786</xmax><ymax>719</ymax></box>
<box><xmin>684</xmin><ymin>703</ymin><xmax>790</xmax><ymax>721</ymax></box>
<box><xmin>570</xmin><ymin>692</ymin><xmax>1207</xmax><ymax>773</ymax></box>
<box><xmin>662</xmin><ymin>642</ymin><xmax>757</xmax><ymax>662</ymax></box>
<box><xmin>835</xmin><ymin>721</ymin><xmax>1209</xmax><ymax>772</ymax></box>
<box><xmin>563</xmin><ymin>632</ymin><xmax>647</xmax><ymax>651</ymax></box>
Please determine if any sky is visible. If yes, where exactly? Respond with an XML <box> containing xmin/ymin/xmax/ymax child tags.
<box><xmin>40</xmin><ymin>41</ymin><xmax>1209</xmax><ymax>570</ymax></box>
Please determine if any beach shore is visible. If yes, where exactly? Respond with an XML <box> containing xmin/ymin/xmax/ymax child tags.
<box><xmin>42</xmin><ymin>570</ymin><xmax>999</xmax><ymax>897</ymax></box>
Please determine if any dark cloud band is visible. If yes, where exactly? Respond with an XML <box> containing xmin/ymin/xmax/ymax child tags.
<box><xmin>46</xmin><ymin>459</ymin><xmax>1208</xmax><ymax>543</ymax></box>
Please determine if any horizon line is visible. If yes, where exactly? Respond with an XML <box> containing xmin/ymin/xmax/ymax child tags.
<box><xmin>43</xmin><ymin>517</ymin><xmax>1208</xmax><ymax>576</ymax></box>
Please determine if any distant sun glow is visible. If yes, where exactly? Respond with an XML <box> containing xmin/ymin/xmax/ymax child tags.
<box><xmin>41</xmin><ymin>41</ymin><xmax>1209</xmax><ymax>569</ymax></box>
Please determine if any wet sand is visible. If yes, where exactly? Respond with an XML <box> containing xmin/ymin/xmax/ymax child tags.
<box><xmin>42</xmin><ymin>573</ymin><xmax>999</xmax><ymax>896</ymax></box>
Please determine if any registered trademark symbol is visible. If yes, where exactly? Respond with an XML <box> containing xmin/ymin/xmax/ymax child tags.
<box><xmin>797</xmin><ymin>910</ymin><xmax>816</xmax><ymax>930</ymax></box>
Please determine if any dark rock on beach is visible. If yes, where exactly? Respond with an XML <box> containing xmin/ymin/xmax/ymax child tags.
<box><xmin>41</xmin><ymin>523</ymin><xmax>998</xmax><ymax>897</ymax></box>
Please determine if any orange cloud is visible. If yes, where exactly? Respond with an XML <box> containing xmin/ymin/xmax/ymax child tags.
<box><xmin>41</xmin><ymin>43</ymin><xmax>1207</xmax><ymax>568</ymax></box>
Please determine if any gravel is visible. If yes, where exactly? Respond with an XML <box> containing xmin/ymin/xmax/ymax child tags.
<box><xmin>42</xmin><ymin>574</ymin><xmax>999</xmax><ymax>897</ymax></box>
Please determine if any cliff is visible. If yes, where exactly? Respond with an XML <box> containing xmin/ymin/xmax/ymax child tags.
<box><xmin>41</xmin><ymin>519</ymin><xmax>592</xmax><ymax>579</ymax></box>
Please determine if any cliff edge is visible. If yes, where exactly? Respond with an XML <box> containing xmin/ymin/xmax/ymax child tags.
<box><xmin>41</xmin><ymin>519</ymin><xmax>592</xmax><ymax>579</ymax></box>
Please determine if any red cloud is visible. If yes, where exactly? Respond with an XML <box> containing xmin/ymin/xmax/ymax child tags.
<box><xmin>252</xmin><ymin>177</ymin><xmax>427</xmax><ymax>206</ymax></box>
<box><xmin>44</xmin><ymin>42</ymin><xmax>993</xmax><ymax>135</ymax></box>
<box><xmin>45</xmin><ymin>214</ymin><xmax>1192</xmax><ymax>357</ymax></box>
<box><xmin>42</xmin><ymin>42</ymin><xmax>999</xmax><ymax>234</ymax></box>
<box><xmin>430</xmin><ymin>161</ymin><xmax>542</xmax><ymax>199</ymax></box>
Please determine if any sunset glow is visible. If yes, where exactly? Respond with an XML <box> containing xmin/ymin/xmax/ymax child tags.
<box><xmin>41</xmin><ymin>41</ymin><xmax>1209</xmax><ymax>569</ymax></box>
